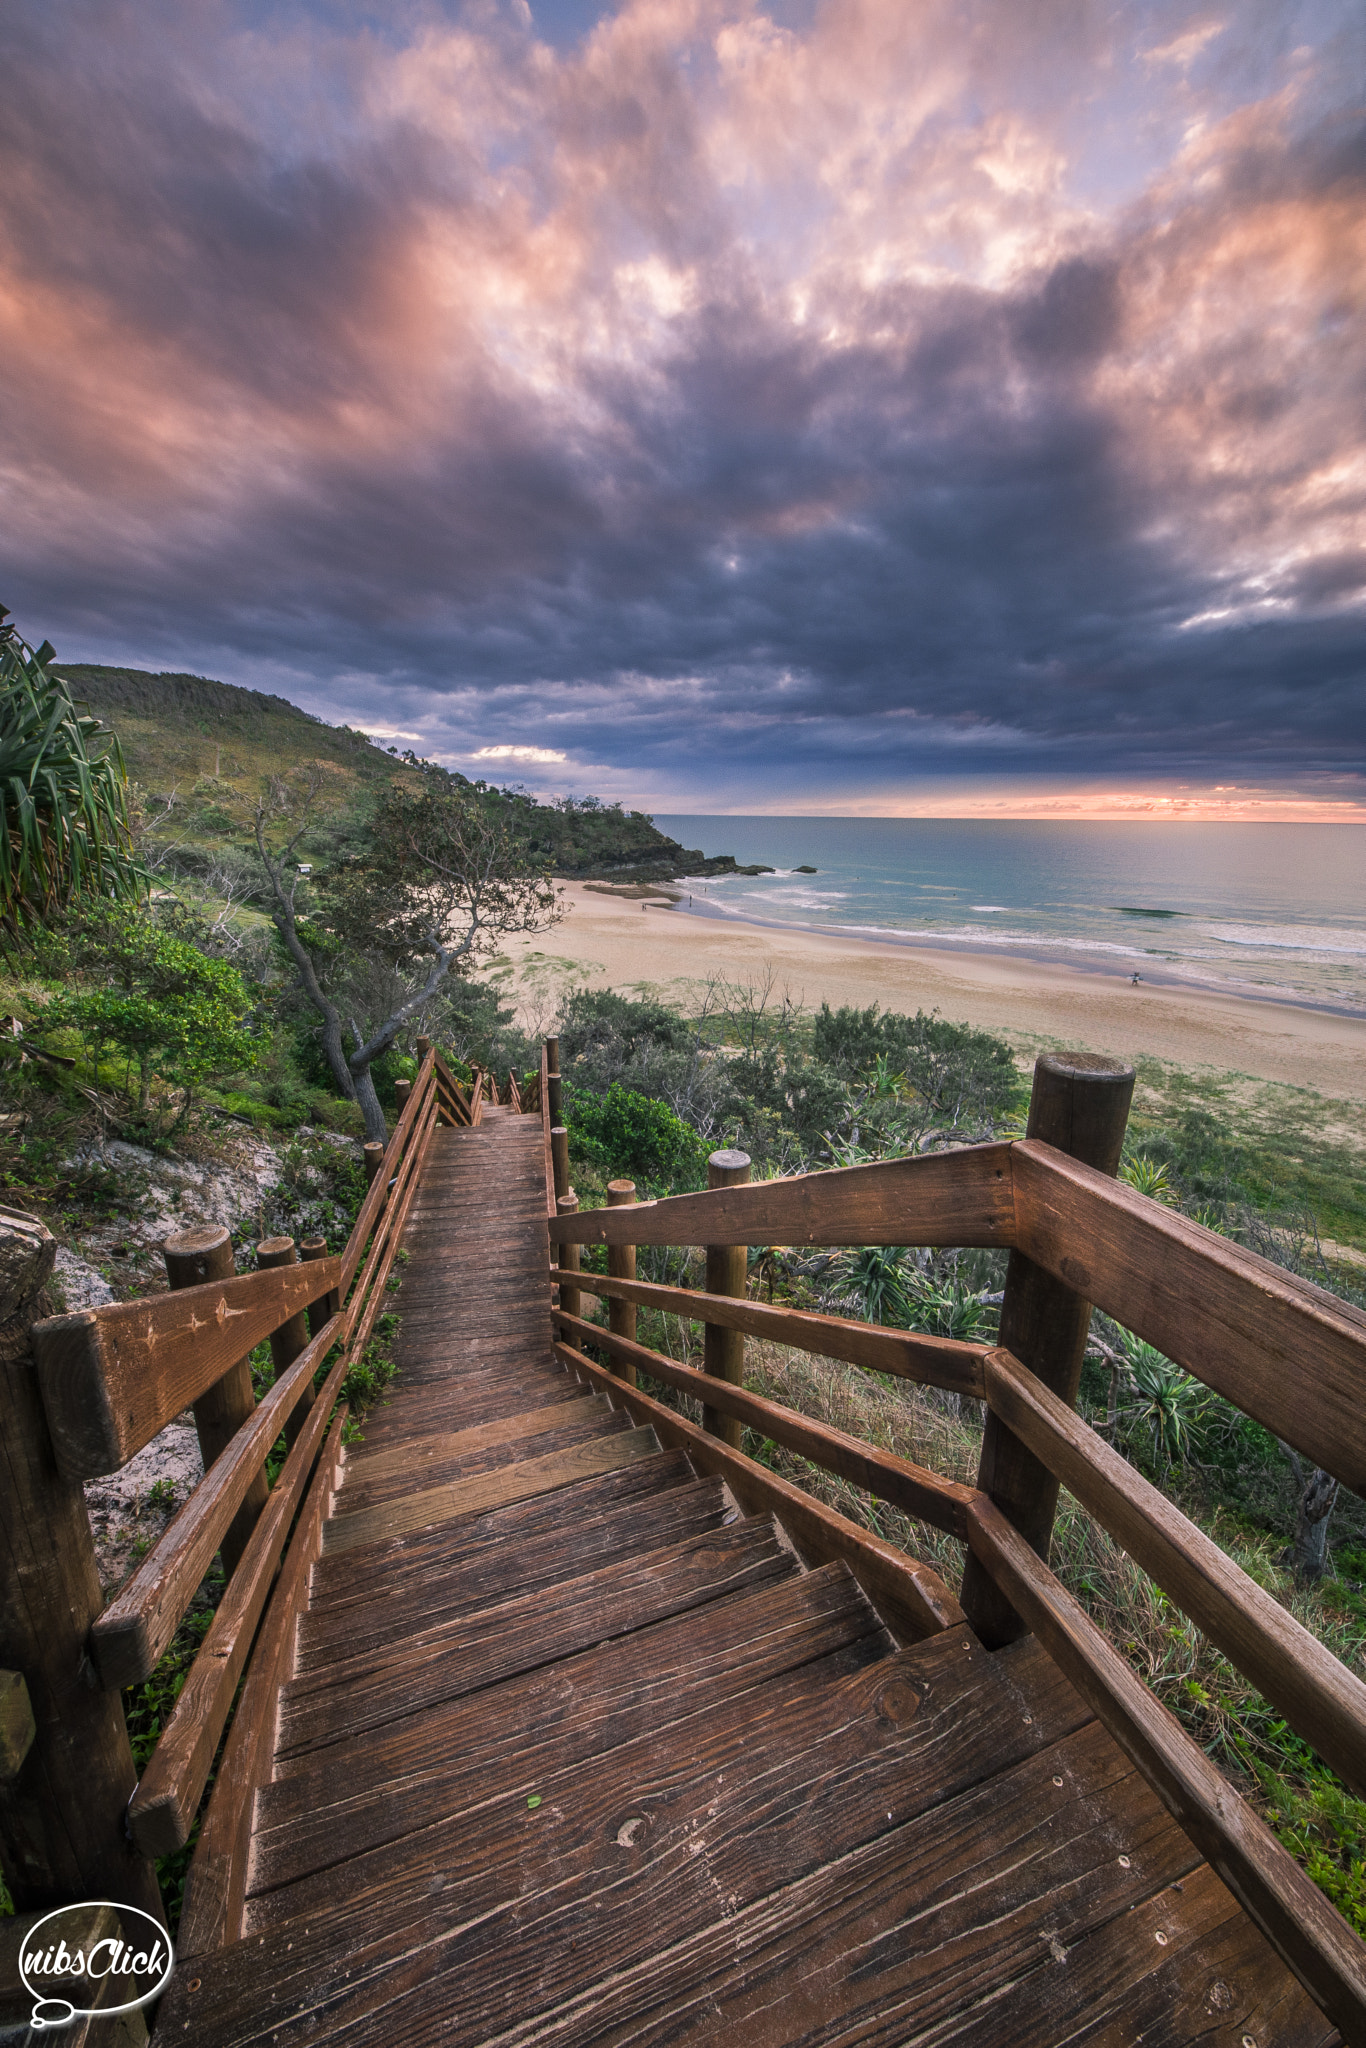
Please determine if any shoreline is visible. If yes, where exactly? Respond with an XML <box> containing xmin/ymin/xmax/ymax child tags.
<box><xmin>672</xmin><ymin>894</ymin><xmax>1366</xmax><ymax>1023</ymax></box>
<box><xmin>504</xmin><ymin>883</ymin><xmax>1366</xmax><ymax>1101</ymax></box>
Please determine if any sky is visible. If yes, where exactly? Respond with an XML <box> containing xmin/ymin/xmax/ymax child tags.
<box><xmin>2</xmin><ymin>0</ymin><xmax>1364</xmax><ymax>816</ymax></box>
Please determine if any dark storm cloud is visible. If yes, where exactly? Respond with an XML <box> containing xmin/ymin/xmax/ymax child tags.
<box><xmin>1</xmin><ymin>0</ymin><xmax>1363</xmax><ymax>805</ymax></box>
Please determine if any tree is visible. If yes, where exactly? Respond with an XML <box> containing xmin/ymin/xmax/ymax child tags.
<box><xmin>254</xmin><ymin>763</ymin><xmax>560</xmax><ymax>1143</ymax></box>
<box><xmin>41</xmin><ymin>904</ymin><xmax>258</xmax><ymax>1139</ymax></box>
<box><xmin>0</xmin><ymin>608</ymin><xmax>144</xmax><ymax>939</ymax></box>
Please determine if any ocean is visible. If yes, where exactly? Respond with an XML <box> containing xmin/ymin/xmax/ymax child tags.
<box><xmin>652</xmin><ymin>819</ymin><xmax>1366</xmax><ymax>1017</ymax></box>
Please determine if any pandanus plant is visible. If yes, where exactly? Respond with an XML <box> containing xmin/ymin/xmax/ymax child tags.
<box><xmin>0</xmin><ymin>607</ymin><xmax>144</xmax><ymax>938</ymax></box>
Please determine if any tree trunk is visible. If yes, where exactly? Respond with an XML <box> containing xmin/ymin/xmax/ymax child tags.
<box><xmin>351</xmin><ymin>1063</ymin><xmax>388</xmax><ymax>1146</ymax></box>
<box><xmin>1292</xmin><ymin>1467</ymin><xmax>1338</xmax><ymax>1583</ymax></box>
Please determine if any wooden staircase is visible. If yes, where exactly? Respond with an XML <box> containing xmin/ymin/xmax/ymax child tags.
<box><xmin>152</xmin><ymin>1113</ymin><xmax>1335</xmax><ymax>2047</ymax></box>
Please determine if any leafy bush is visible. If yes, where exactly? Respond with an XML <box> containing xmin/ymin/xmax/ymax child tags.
<box><xmin>564</xmin><ymin>1081</ymin><xmax>709</xmax><ymax>1190</ymax></box>
<box><xmin>37</xmin><ymin>904</ymin><xmax>257</xmax><ymax>1137</ymax></box>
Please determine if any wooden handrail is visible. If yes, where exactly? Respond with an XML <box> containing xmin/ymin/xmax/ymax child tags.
<box><xmin>555</xmin><ymin>1342</ymin><xmax>965</xmax><ymax>1642</ymax></box>
<box><xmin>338</xmin><ymin>1053</ymin><xmax>436</xmax><ymax>1294</ymax></box>
<box><xmin>88</xmin><ymin>1310</ymin><xmax>344</xmax><ymax>1688</ymax></box>
<box><xmin>1013</xmin><ymin>1141</ymin><xmax>1366</xmax><ymax>1493</ymax></box>
<box><xmin>507</xmin><ymin>1068</ymin><xmax>522</xmax><ymax>1114</ymax></box>
<box><xmin>176</xmin><ymin>1401</ymin><xmax>348</xmax><ymax>1961</ymax></box>
<box><xmin>540</xmin><ymin>1041</ymin><xmax>555</xmax><ymax>1221</ymax></box>
<box><xmin>965</xmin><ymin>1494</ymin><xmax>1366</xmax><ymax>2042</ymax></box>
<box><xmin>550</xmin><ymin>1306</ymin><xmax>978</xmax><ymax>1537</ymax></box>
<box><xmin>982</xmin><ymin>1345</ymin><xmax>1366</xmax><ymax>1795</ymax></box>
<box><xmin>548</xmin><ymin>1142</ymin><xmax>1017</xmax><ymax>1251</ymax></box>
<box><xmin>550</xmin><ymin>1267</ymin><xmax>987</xmax><ymax>1399</ymax></box>
<box><xmin>433</xmin><ymin>1052</ymin><xmax>474</xmax><ymax>1125</ymax></box>
<box><xmin>31</xmin><ymin>1255</ymin><xmax>343</xmax><ymax>1479</ymax></box>
<box><xmin>126</xmin><ymin>1337</ymin><xmax>354</xmax><ymax>1857</ymax></box>
<box><xmin>469</xmin><ymin>1070</ymin><xmax>484</xmax><ymax>1124</ymax></box>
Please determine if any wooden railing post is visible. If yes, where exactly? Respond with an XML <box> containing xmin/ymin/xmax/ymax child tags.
<box><xmin>703</xmin><ymin>1149</ymin><xmax>751</xmax><ymax>1449</ymax></box>
<box><xmin>256</xmin><ymin>1237</ymin><xmax>315</xmax><ymax>1449</ymax></box>
<box><xmin>416</xmin><ymin>1035</ymin><xmax>431</xmax><ymax>1059</ymax></box>
<box><xmin>606</xmin><ymin>1182</ymin><xmax>638</xmax><ymax>1386</ymax></box>
<box><xmin>551</xmin><ymin>1126</ymin><xmax>570</xmax><ymax>1205</ymax></box>
<box><xmin>960</xmin><ymin>1051</ymin><xmax>1134</xmax><ymax>1648</ymax></box>
<box><xmin>163</xmin><ymin>1227</ymin><xmax>269</xmax><ymax>1582</ymax></box>
<box><xmin>0</xmin><ymin>1211</ymin><xmax>162</xmax><ymax>1922</ymax></box>
<box><xmin>362</xmin><ymin>1142</ymin><xmax>384</xmax><ymax>1186</ymax></box>
<box><xmin>556</xmin><ymin>1195</ymin><xmax>581</xmax><ymax>1347</ymax></box>
<box><xmin>545</xmin><ymin>1037</ymin><xmax>563</xmax><ymax>1130</ymax></box>
<box><xmin>299</xmin><ymin>1236</ymin><xmax>339</xmax><ymax>1338</ymax></box>
<box><xmin>393</xmin><ymin>1078</ymin><xmax>412</xmax><ymax>1116</ymax></box>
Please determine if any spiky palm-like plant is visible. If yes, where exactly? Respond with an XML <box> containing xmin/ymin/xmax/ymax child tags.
<box><xmin>0</xmin><ymin>608</ymin><xmax>143</xmax><ymax>937</ymax></box>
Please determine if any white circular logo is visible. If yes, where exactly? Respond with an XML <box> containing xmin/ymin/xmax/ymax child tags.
<box><xmin>18</xmin><ymin>1902</ymin><xmax>175</xmax><ymax>2030</ymax></box>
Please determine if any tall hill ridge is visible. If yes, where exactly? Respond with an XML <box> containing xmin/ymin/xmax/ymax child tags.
<box><xmin>56</xmin><ymin>664</ymin><xmax>757</xmax><ymax>881</ymax></box>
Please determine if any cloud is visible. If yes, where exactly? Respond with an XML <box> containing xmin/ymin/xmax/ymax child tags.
<box><xmin>0</xmin><ymin>0</ymin><xmax>1362</xmax><ymax>808</ymax></box>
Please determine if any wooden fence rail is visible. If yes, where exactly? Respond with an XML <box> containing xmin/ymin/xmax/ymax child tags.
<box><xmin>545</xmin><ymin>1045</ymin><xmax>1366</xmax><ymax>2041</ymax></box>
<box><xmin>2</xmin><ymin>1044</ymin><xmax>459</xmax><ymax>1929</ymax></box>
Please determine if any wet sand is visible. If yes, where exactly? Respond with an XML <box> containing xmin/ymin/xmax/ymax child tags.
<box><xmin>505</xmin><ymin>883</ymin><xmax>1366</xmax><ymax>1101</ymax></box>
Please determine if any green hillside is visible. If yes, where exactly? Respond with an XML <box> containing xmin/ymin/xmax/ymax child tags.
<box><xmin>56</xmin><ymin>665</ymin><xmax>755</xmax><ymax>879</ymax></box>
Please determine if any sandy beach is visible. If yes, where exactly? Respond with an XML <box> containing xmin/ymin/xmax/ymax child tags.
<box><xmin>504</xmin><ymin>883</ymin><xmax>1366</xmax><ymax>1102</ymax></box>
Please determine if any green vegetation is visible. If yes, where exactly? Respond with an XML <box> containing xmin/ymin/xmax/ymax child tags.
<box><xmin>2</xmin><ymin>620</ymin><xmax>143</xmax><ymax>939</ymax></box>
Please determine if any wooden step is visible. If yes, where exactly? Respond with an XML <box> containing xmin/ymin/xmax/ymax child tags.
<box><xmin>322</xmin><ymin>1426</ymin><xmax>666</xmax><ymax>1555</ymax></box>
<box><xmin>338</xmin><ymin>1401</ymin><xmax>628</xmax><ymax>1513</ymax></box>
<box><xmin>297</xmin><ymin>1473</ymin><xmax>732</xmax><ymax>1670</ymax></box>
<box><xmin>253</xmin><ymin>1561</ymin><xmax>890</xmax><ymax>1900</ymax></box>
<box><xmin>161</xmin><ymin>1630</ymin><xmax>1103</xmax><ymax>2043</ymax></box>
<box><xmin>343</xmin><ymin>1394</ymin><xmax>609</xmax><ymax>1481</ymax></box>
<box><xmin>306</xmin><ymin>1446</ymin><xmax>701</xmax><ymax>1604</ymax></box>
<box><xmin>277</xmin><ymin>1515</ymin><xmax>797</xmax><ymax>1758</ymax></box>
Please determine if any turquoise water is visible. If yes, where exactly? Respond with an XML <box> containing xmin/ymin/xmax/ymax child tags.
<box><xmin>653</xmin><ymin>819</ymin><xmax>1366</xmax><ymax>1015</ymax></box>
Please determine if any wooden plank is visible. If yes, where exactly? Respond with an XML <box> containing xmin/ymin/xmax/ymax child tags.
<box><xmin>89</xmin><ymin>1312</ymin><xmax>343</xmax><ymax>1689</ymax></box>
<box><xmin>499</xmin><ymin>1736</ymin><xmax>1204</xmax><ymax>2048</ymax></box>
<box><xmin>344</xmin><ymin>1394</ymin><xmax>605</xmax><ymax>1482</ymax></box>
<box><xmin>277</xmin><ymin>1518</ymin><xmax>795</xmax><ymax>1758</ymax></box>
<box><xmin>125</xmin><ymin>1341</ymin><xmax>353</xmax><ymax>1855</ymax></box>
<box><xmin>984</xmin><ymin>1345</ymin><xmax>1366</xmax><ymax>1795</ymax></box>
<box><xmin>557</xmin><ymin>1343</ymin><xmax>966</xmax><ymax>1641</ymax></box>
<box><xmin>258</xmin><ymin>1564</ymin><xmax>892</xmax><ymax>1891</ymax></box>
<box><xmin>1013</xmin><ymin>1139</ymin><xmax>1366</xmax><ymax>1492</ymax></box>
<box><xmin>965</xmin><ymin>1492</ymin><xmax>1366</xmax><ymax>2043</ymax></box>
<box><xmin>552</xmin><ymin>1308</ymin><xmax>978</xmax><ymax>1538</ymax></box>
<box><xmin>304</xmin><ymin>1448</ymin><xmax>699</xmax><ymax>1613</ymax></box>
<box><xmin>163</xmin><ymin>1631</ymin><xmax>1102</xmax><ymax>2042</ymax></box>
<box><xmin>909</xmin><ymin>1859</ymin><xmax>1339</xmax><ymax>2048</ymax></box>
<box><xmin>549</xmin><ymin>1140</ymin><xmax>1017</xmax><ymax>1250</ymax></box>
<box><xmin>297</xmin><ymin>1474</ymin><xmax>730</xmax><ymax>1672</ymax></box>
<box><xmin>339</xmin><ymin>1408</ymin><xmax>629</xmax><ymax>1516</ymax></box>
<box><xmin>321</xmin><ymin>1426</ymin><xmax>665</xmax><ymax>1557</ymax></box>
<box><xmin>29</xmin><ymin>1256</ymin><xmax>343</xmax><ymax>1478</ymax></box>
<box><xmin>175</xmin><ymin>1403</ymin><xmax>348</xmax><ymax>1962</ymax></box>
<box><xmin>556</xmin><ymin>1267</ymin><xmax>988</xmax><ymax>1397</ymax></box>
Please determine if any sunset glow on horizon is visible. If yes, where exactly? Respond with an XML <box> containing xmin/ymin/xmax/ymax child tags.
<box><xmin>2</xmin><ymin>0</ymin><xmax>1362</xmax><ymax>810</ymax></box>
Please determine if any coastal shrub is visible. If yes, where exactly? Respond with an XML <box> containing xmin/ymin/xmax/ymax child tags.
<box><xmin>564</xmin><ymin>1081</ymin><xmax>709</xmax><ymax>1190</ymax></box>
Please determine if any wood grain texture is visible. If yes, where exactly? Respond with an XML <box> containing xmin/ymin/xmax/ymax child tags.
<box><xmin>960</xmin><ymin>1053</ymin><xmax>1134</xmax><ymax>1650</ymax></box>
<box><xmin>277</xmin><ymin>1518</ymin><xmax>795</xmax><ymax>1758</ymax></box>
<box><xmin>89</xmin><ymin>1312</ymin><xmax>343</xmax><ymax>1689</ymax></box>
<box><xmin>175</xmin><ymin>1404</ymin><xmax>348</xmax><ymax>1961</ymax></box>
<box><xmin>984</xmin><ymin>1345</ymin><xmax>1366</xmax><ymax>1795</ymax></box>
<box><xmin>28</xmin><ymin>1257</ymin><xmax>342</xmax><ymax>1478</ymax></box>
<box><xmin>965</xmin><ymin>1492</ymin><xmax>1366</xmax><ymax>2043</ymax></box>
<box><xmin>549</xmin><ymin>1140</ymin><xmax>1017</xmax><ymax>1250</ymax></box>
<box><xmin>1014</xmin><ymin>1139</ymin><xmax>1366</xmax><ymax>1492</ymax></box>
<box><xmin>254</xmin><ymin>1566</ymin><xmax>887</xmax><ymax>1900</ymax></box>
<box><xmin>552</xmin><ymin>1307</ymin><xmax>978</xmax><ymax>1537</ymax></box>
<box><xmin>125</xmin><ymin>1342</ymin><xmax>353</xmax><ymax>1856</ymax></box>
<box><xmin>557</xmin><ymin>1342</ymin><xmax>966</xmax><ymax>1642</ymax></box>
<box><xmin>555</xmin><ymin>1267</ymin><xmax>988</xmax><ymax>1396</ymax></box>
<box><xmin>321</xmin><ymin>1425</ymin><xmax>664</xmax><ymax>1555</ymax></box>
